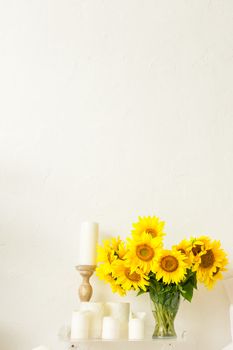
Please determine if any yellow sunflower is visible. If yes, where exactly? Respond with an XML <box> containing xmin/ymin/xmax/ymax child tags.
<box><xmin>111</xmin><ymin>237</ymin><xmax>128</xmax><ymax>259</ymax></box>
<box><xmin>154</xmin><ymin>249</ymin><xmax>188</xmax><ymax>284</ymax></box>
<box><xmin>192</xmin><ymin>240</ymin><xmax>228</xmax><ymax>289</ymax></box>
<box><xmin>187</xmin><ymin>236</ymin><xmax>211</xmax><ymax>264</ymax></box>
<box><xmin>125</xmin><ymin>232</ymin><xmax>162</xmax><ymax>274</ymax></box>
<box><xmin>97</xmin><ymin>237</ymin><xmax>127</xmax><ymax>264</ymax></box>
<box><xmin>96</xmin><ymin>263</ymin><xmax>113</xmax><ymax>283</ymax></box>
<box><xmin>96</xmin><ymin>262</ymin><xmax>126</xmax><ymax>296</ymax></box>
<box><xmin>111</xmin><ymin>260</ymin><xmax>149</xmax><ymax>292</ymax></box>
<box><xmin>173</xmin><ymin>239</ymin><xmax>192</xmax><ymax>268</ymax></box>
<box><xmin>117</xmin><ymin>240</ymin><xmax>128</xmax><ymax>259</ymax></box>
<box><xmin>132</xmin><ymin>216</ymin><xmax>165</xmax><ymax>240</ymax></box>
<box><xmin>97</xmin><ymin>240</ymin><xmax>115</xmax><ymax>264</ymax></box>
<box><xmin>110</xmin><ymin>279</ymin><xmax>126</xmax><ymax>296</ymax></box>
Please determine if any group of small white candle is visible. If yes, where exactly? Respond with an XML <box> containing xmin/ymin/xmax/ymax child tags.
<box><xmin>71</xmin><ymin>302</ymin><xmax>146</xmax><ymax>340</ymax></box>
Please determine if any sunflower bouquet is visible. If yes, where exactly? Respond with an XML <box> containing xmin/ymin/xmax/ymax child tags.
<box><xmin>96</xmin><ymin>216</ymin><xmax>228</xmax><ymax>338</ymax></box>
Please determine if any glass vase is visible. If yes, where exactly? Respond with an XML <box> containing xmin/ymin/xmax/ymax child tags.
<box><xmin>150</xmin><ymin>291</ymin><xmax>180</xmax><ymax>339</ymax></box>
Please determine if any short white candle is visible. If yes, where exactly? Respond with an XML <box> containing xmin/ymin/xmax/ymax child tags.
<box><xmin>71</xmin><ymin>311</ymin><xmax>91</xmax><ymax>340</ymax></box>
<box><xmin>128</xmin><ymin>318</ymin><xmax>145</xmax><ymax>340</ymax></box>
<box><xmin>78</xmin><ymin>222</ymin><xmax>99</xmax><ymax>265</ymax></box>
<box><xmin>102</xmin><ymin>317</ymin><xmax>120</xmax><ymax>340</ymax></box>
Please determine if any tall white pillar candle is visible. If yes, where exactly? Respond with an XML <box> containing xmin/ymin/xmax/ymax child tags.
<box><xmin>78</xmin><ymin>222</ymin><xmax>99</xmax><ymax>265</ymax></box>
<box><xmin>70</xmin><ymin>311</ymin><xmax>91</xmax><ymax>340</ymax></box>
<box><xmin>128</xmin><ymin>318</ymin><xmax>145</xmax><ymax>340</ymax></box>
<box><xmin>102</xmin><ymin>317</ymin><xmax>120</xmax><ymax>340</ymax></box>
<box><xmin>80</xmin><ymin>302</ymin><xmax>104</xmax><ymax>339</ymax></box>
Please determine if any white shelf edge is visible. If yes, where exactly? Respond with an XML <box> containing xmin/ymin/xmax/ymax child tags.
<box><xmin>69</xmin><ymin>337</ymin><xmax>185</xmax><ymax>344</ymax></box>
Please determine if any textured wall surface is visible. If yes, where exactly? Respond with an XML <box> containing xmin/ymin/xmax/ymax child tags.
<box><xmin>0</xmin><ymin>1</ymin><xmax>233</xmax><ymax>349</ymax></box>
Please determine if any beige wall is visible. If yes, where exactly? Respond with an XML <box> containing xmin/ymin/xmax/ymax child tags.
<box><xmin>0</xmin><ymin>1</ymin><xmax>233</xmax><ymax>349</ymax></box>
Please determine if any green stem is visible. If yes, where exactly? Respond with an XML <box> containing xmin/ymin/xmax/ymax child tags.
<box><xmin>151</xmin><ymin>293</ymin><xmax>180</xmax><ymax>338</ymax></box>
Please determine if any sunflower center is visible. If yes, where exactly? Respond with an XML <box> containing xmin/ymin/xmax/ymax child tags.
<box><xmin>161</xmin><ymin>255</ymin><xmax>179</xmax><ymax>272</ymax></box>
<box><xmin>125</xmin><ymin>268</ymin><xmax>141</xmax><ymax>282</ymax></box>
<box><xmin>146</xmin><ymin>228</ymin><xmax>157</xmax><ymax>237</ymax></box>
<box><xmin>136</xmin><ymin>244</ymin><xmax>154</xmax><ymax>261</ymax></box>
<box><xmin>200</xmin><ymin>250</ymin><xmax>215</xmax><ymax>268</ymax></box>
<box><xmin>192</xmin><ymin>245</ymin><xmax>202</xmax><ymax>256</ymax></box>
<box><xmin>178</xmin><ymin>248</ymin><xmax>186</xmax><ymax>255</ymax></box>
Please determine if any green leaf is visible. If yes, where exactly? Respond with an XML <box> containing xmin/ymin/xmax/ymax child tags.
<box><xmin>180</xmin><ymin>281</ymin><xmax>194</xmax><ymax>302</ymax></box>
<box><xmin>137</xmin><ymin>288</ymin><xmax>147</xmax><ymax>296</ymax></box>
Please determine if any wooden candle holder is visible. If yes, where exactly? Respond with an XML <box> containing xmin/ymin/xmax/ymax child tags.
<box><xmin>76</xmin><ymin>265</ymin><xmax>96</xmax><ymax>302</ymax></box>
